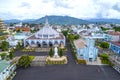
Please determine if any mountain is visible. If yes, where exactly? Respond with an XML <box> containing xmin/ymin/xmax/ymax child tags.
<box><xmin>87</xmin><ymin>19</ymin><xmax>120</xmax><ymax>24</ymax></box>
<box><xmin>34</xmin><ymin>16</ymin><xmax>89</xmax><ymax>25</ymax></box>
<box><xmin>4</xmin><ymin>16</ymin><xmax>120</xmax><ymax>25</ymax></box>
<box><xmin>4</xmin><ymin>19</ymin><xmax>35</xmax><ymax>23</ymax></box>
<box><xmin>3</xmin><ymin>15</ymin><xmax>89</xmax><ymax>25</ymax></box>
<box><xmin>4</xmin><ymin>19</ymin><xmax>21</xmax><ymax>23</ymax></box>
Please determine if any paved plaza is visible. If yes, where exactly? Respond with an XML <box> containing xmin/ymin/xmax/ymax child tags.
<box><xmin>13</xmin><ymin>39</ymin><xmax>120</xmax><ymax>80</ymax></box>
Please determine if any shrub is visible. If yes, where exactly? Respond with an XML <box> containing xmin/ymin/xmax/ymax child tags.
<box><xmin>49</xmin><ymin>48</ymin><xmax>54</xmax><ymax>57</ymax></box>
<box><xmin>59</xmin><ymin>48</ymin><xmax>63</xmax><ymax>57</ymax></box>
<box><xmin>18</xmin><ymin>55</ymin><xmax>31</xmax><ymax>68</ymax></box>
<box><xmin>77</xmin><ymin>59</ymin><xmax>86</xmax><ymax>64</ymax></box>
<box><xmin>100</xmin><ymin>42</ymin><xmax>109</xmax><ymax>49</ymax></box>
<box><xmin>0</xmin><ymin>53</ymin><xmax>6</xmax><ymax>60</ymax></box>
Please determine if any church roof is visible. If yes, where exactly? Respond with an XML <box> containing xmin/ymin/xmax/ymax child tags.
<box><xmin>26</xmin><ymin>18</ymin><xmax>64</xmax><ymax>40</ymax></box>
<box><xmin>74</xmin><ymin>39</ymin><xmax>87</xmax><ymax>49</ymax></box>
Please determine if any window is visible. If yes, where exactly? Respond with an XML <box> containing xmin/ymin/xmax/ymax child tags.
<box><xmin>43</xmin><ymin>35</ymin><xmax>48</xmax><ymax>38</ymax></box>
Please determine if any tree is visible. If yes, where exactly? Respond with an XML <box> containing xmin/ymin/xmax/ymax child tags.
<box><xmin>59</xmin><ymin>48</ymin><xmax>63</xmax><ymax>57</ymax></box>
<box><xmin>100</xmin><ymin>42</ymin><xmax>109</xmax><ymax>49</ymax></box>
<box><xmin>9</xmin><ymin>52</ymin><xmax>14</xmax><ymax>59</ymax></box>
<box><xmin>1</xmin><ymin>41</ymin><xmax>9</xmax><ymax>51</ymax></box>
<box><xmin>113</xmin><ymin>27</ymin><xmax>120</xmax><ymax>32</ymax></box>
<box><xmin>101</xmin><ymin>27</ymin><xmax>108</xmax><ymax>31</ymax></box>
<box><xmin>68</xmin><ymin>34</ymin><xmax>74</xmax><ymax>41</ymax></box>
<box><xmin>16</xmin><ymin>42</ymin><xmax>21</xmax><ymax>49</ymax></box>
<box><xmin>0</xmin><ymin>53</ymin><xmax>6</xmax><ymax>60</ymax></box>
<box><xmin>18</xmin><ymin>55</ymin><xmax>31</xmax><ymax>68</ymax></box>
<box><xmin>62</xmin><ymin>30</ymin><xmax>68</xmax><ymax>37</ymax></box>
<box><xmin>74</xmin><ymin>34</ymin><xmax>80</xmax><ymax>40</ymax></box>
<box><xmin>49</xmin><ymin>48</ymin><xmax>54</xmax><ymax>57</ymax></box>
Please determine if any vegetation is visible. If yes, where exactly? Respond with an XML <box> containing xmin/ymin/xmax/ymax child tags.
<box><xmin>22</xmin><ymin>48</ymin><xmax>35</xmax><ymax>52</ymax></box>
<box><xmin>101</xmin><ymin>27</ymin><xmax>109</xmax><ymax>31</ymax></box>
<box><xmin>0</xmin><ymin>53</ymin><xmax>6</xmax><ymax>60</ymax></box>
<box><xmin>58</xmin><ymin>48</ymin><xmax>63</xmax><ymax>57</ymax></box>
<box><xmin>1</xmin><ymin>41</ymin><xmax>9</xmax><ymax>51</ymax></box>
<box><xmin>100</xmin><ymin>42</ymin><xmax>109</xmax><ymax>49</ymax></box>
<box><xmin>62</xmin><ymin>30</ymin><xmax>69</xmax><ymax>37</ymax></box>
<box><xmin>68</xmin><ymin>34</ymin><xmax>80</xmax><ymax>41</ymax></box>
<box><xmin>68</xmin><ymin>34</ymin><xmax>75</xmax><ymax>41</ymax></box>
<box><xmin>16</xmin><ymin>42</ymin><xmax>21</xmax><ymax>49</ymax></box>
<box><xmin>49</xmin><ymin>48</ymin><xmax>54</xmax><ymax>57</ymax></box>
<box><xmin>29</xmin><ymin>56</ymin><xmax>35</xmax><ymax>61</ymax></box>
<box><xmin>17</xmin><ymin>55</ymin><xmax>31</xmax><ymax>68</ymax></box>
<box><xmin>113</xmin><ymin>27</ymin><xmax>120</xmax><ymax>32</ymax></box>
<box><xmin>77</xmin><ymin>59</ymin><xmax>86</xmax><ymax>64</ymax></box>
<box><xmin>74</xmin><ymin>34</ymin><xmax>80</xmax><ymax>40</ymax></box>
<box><xmin>46</xmin><ymin>59</ymin><xmax>66</xmax><ymax>64</ymax></box>
<box><xmin>9</xmin><ymin>52</ymin><xmax>14</xmax><ymax>60</ymax></box>
<box><xmin>100</xmin><ymin>54</ymin><xmax>111</xmax><ymax>65</ymax></box>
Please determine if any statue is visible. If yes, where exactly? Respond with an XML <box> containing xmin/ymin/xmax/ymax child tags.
<box><xmin>54</xmin><ymin>47</ymin><xmax>59</xmax><ymax>58</ymax></box>
<box><xmin>0</xmin><ymin>56</ymin><xmax>1</xmax><ymax>60</ymax></box>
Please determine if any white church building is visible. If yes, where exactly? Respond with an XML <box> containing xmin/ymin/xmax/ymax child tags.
<box><xmin>24</xmin><ymin>19</ymin><xmax>65</xmax><ymax>48</ymax></box>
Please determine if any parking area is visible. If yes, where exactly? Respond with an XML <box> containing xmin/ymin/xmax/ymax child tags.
<box><xmin>13</xmin><ymin>65</ymin><xmax>120</xmax><ymax>80</ymax></box>
<box><xmin>13</xmin><ymin>39</ymin><xmax>120</xmax><ymax>80</ymax></box>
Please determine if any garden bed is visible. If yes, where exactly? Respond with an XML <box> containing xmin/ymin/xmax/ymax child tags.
<box><xmin>22</xmin><ymin>48</ymin><xmax>35</xmax><ymax>52</ymax></box>
<box><xmin>46</xmin><ymin>56</ymin><xmax>67</xmax><ymax>64</ymax></box>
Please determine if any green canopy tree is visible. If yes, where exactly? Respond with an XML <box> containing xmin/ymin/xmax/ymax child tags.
<box><xmin>62</xmin><ymin>30</ymin><xmax>68</xmax><ymax>37</ymax></box>
<box><xmin>100</xmin><ymin>42</ymin><xmax>109</xmax><ymax>49</ymax></box>
<box><xmin>0</xmin><ymin>53</ymin><xmax>6</xmax><ymax>60</ymax></box>
<box><xmin>9</xmin><ymin>52</ymin><xmax>14</xmax><ymax>59</ymax></box>
<box><xmin>74</xmin><ymin>34</ymin><xmax>80</xmax><ymax>40</ymax></box>
<box><xmin>18</xmin><ymin>55</ymin><xmax>31</xmax><ymax>68</ymax></box>
<box><xmin>49</xmin><ymin>48</ymin><xmax>54</xmax><ymax>57</ymax></box>
<box><xmin>1</xmin><ymin>41</ymin><xmax>9</xmax><ymax>51</ymax></box>
<box><xmin>68</xmin><ymin>34</ymin><xmax>74</xmax><ymax>41</ymax></box>
<box><xmin>59</xmin><ymin>48</ymin><xmax>63</xmax><ymax>57</ymax></box>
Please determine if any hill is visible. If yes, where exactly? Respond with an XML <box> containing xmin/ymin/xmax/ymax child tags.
<box><xmin>4</xmin><ymin>15</ymin><xmax>89</xmax><ymax>25</ymax></box>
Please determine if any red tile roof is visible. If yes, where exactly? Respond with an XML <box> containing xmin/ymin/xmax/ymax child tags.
<box><xmin>108</xmin><ymin>32</ymin><xmax>120</xmax><ymax>35</ymax></box>
<box><xmin>111</xmin><ymin>42</ymin><xmax>120</xmax><ymax>46</ymax></box>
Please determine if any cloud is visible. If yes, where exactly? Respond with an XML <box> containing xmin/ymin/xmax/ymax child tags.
<box><xmin>1</xmin><ymin>0</ymin><xmax>120</xmax><ymax>19</ymax></box>
<box><xmin>112</xmin><ymin>3</ymin><xmax>120</xmax><ymax>12</ymax></box>
<box><xmin>53</xmin><ymin>0</ymin><xmax>73</xmax><ymax>9</ymax></box>
<box><xmin>19</xmin><ymin>2</ymin><xmax>31</xmax><ymax>9</ymax></box>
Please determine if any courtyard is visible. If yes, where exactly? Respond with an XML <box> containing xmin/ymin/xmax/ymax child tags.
<box><xmin>13</xmin><ymin>39</ymin><xmax>120</xmax><ymax>80</ymax></box>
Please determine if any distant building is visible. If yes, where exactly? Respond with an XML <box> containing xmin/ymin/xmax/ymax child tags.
<box><xmin>0</xmin><ymin>60</ymin><xmax>16</xmax><ymax>80</ymax></box>
<box><xmin>0</xmin><ymin>18</ymin><xmax>6</xmax><ymax>32</ymax></box>
<box><xmin>110</xmin><ymin>42</ymin><xmax>120</xmax><ymax>55</ymax></box>
<box><xmin>24</xmin><ymin>19</ymin><xmax>65</xmax><ymax>48</ymax></box>
<box><xmin>105</xmin><ymin>32</ymin><xmax>120</xmax><ymax>42</ymax></box>
<box><xmin>74</xmin><ymin>38</ymin><xmax>98</xmax><ymax>61</ymax></box>
<box><xmin>15</xmin><ymin>25</ymin><xmax>30</xmax><ymax>33</ymax></box>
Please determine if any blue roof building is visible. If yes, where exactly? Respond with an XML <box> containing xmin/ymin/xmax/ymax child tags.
<box><xmin>74</xmin><ymin>38</ymin><xmax>98</xmax><ymax>62</ymax></box>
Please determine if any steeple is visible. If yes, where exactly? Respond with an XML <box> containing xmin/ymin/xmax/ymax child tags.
<box><xmin>45</xmin><ymin>16</ymin><xmax>50</xmax><ymax>27</ymax></box>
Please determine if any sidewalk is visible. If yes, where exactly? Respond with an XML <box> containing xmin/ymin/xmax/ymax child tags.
<box><xmin>87</xmin><ymin>57</ymin><xmax>106</xmax><ymax>65</ymax></box>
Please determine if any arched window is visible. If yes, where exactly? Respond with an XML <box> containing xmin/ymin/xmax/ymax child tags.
<box><xmin>49</xmin><ymin>41</ymin><xmax>53</xmax><ymax>47</ymax></box>
<box><xmin>37</xmin><ymin>41</ymin><xmax>41</xmax><ymax>47</ymax></box>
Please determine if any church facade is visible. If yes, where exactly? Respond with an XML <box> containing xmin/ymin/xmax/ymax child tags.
<box><xmin>24</xmin><ymin>19</ymin><xmax>65</xmax><ymax>48</ymax></box>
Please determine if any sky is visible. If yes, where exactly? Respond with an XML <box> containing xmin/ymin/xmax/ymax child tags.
<box><xmin>0</xmin><ymin>0</ymin><xmax>120</xmax><ymax>20</ymax></box>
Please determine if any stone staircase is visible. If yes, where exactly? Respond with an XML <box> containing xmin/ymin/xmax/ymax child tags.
<box><xmin>31</xmin><ymin>56</ymin><xmax>47</xmax><ymax>66</ymax></box>
<box><xmin>35</xmin><ymin>48</ymin><xmax>50</xmax><ymax>52</ymax></box>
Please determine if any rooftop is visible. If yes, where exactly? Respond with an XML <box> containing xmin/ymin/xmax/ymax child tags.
<box><xmin>108</xmin><ymin>32</ymin><xmax>120</xmax><ymax>35</ymax></box>
<box><xmin>0</xmin><ymin>60</ymin><xmax>9</xmax><ymax>73</ymax></box>
<box><xmin>111</xmin><ymin>42</ymin><xmax>120</xmax><ymax>46</ymax></box>
<box><xmin>74</xmin><ymin>39</ymin><xmax>86</xmax><ymax>49</ymax></box>
<box><xmin>27</xmin><ymin>34</ymin><xmax>64</xmax><ymax>40</ymax></box>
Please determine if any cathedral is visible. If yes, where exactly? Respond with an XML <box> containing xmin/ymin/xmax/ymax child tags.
<box><xmin>24</xmin><ymin>19</ymin><xmax>65</xmax><ymax>48</ymax></box>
